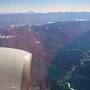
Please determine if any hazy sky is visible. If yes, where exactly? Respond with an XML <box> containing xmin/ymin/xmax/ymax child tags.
<box><xmin>0</xmin><ymin>0</ymin><xmax>90</xmax><ymax>13</ymax></box>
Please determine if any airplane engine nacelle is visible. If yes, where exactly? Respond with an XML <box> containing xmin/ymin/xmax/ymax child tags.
<box><xmin>0</xmin><ymin>47</ymin><xmax>32</xmax><ymax>90</ymax></box>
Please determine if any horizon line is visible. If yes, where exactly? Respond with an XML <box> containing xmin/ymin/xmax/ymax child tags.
<box><xmin>0</xmin><ymin>11</ymin><xmax>90</xmax><ymax>14</ymax></box>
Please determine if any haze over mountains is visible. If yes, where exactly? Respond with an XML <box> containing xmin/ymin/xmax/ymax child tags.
<box><xmin>0</xmin><ymin>12</ymin><xmax>90</xmax><ymax>27</ymax></box>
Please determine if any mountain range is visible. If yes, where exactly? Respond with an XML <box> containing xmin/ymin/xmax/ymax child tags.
<box><xmin>0</xmin><ymin>12</ymin><xmax>90</xmax><ymax>27</ymax></box>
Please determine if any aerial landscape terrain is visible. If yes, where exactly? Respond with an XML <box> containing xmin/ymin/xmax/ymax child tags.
<box><xmin>0</xmin><ymin>12</ymin><xmax>90</xmax><ymax>90</ymax></box>
<box><xmin>0</xmin><ymin>0</ymin><xmax>90</xmax><ymax>90</ymax></box>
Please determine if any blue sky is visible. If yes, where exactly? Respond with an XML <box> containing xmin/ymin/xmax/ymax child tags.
<box><xmin>0</xmin><ymin>0</ymin><xmax>90</xmax><ymax>13</ymax></box>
